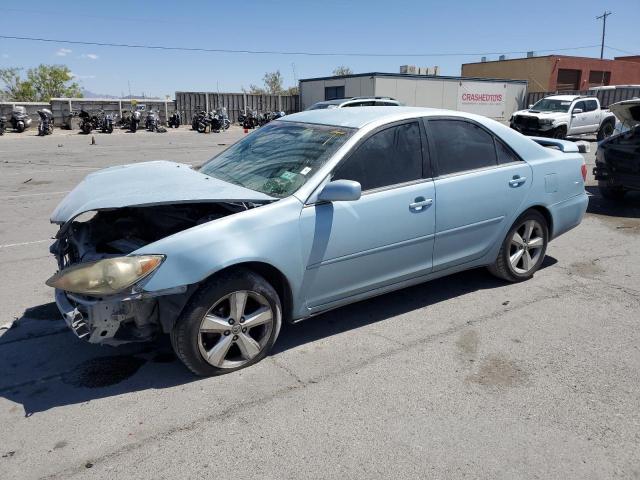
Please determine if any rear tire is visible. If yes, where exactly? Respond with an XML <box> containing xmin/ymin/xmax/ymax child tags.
<box><xmin>488</xmin><ymin>210</ymin><xmax>549</xmax><ymax>283</ymax></box>
<box><xmin>598</xmin><ymin>182</ymin><xmax>626</xmax><ymax>201</ymax></box>
<box><xmin>597</xmin><ymin>120</ymin><xmax>615</xmax><ymax>141</ymax></box>
<box><xmin>171</xmin><ymin>269</ymin><xmax>282</xmax><ymax>376</ymax></box>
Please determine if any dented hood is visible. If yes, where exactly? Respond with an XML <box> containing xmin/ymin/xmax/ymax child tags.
<box><xmin>609</xmin><ymin>99</ymin><xmax>640</xmax><ymax>128</ymax></box>
<box><xmin>51</xmin><ymin>160</ymin><xmax>275</xmax><ymax>224</ymax></box>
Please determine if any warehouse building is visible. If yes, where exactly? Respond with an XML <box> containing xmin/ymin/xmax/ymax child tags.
<box><xmin>299</xmin><ymin>72</ymin><xmax>528</xmax><ymax>121</ymax></box>
<box><xmin>461</xmin><ymin>55</ymin><xmax>640</xmax><ymax>93</ymax></box>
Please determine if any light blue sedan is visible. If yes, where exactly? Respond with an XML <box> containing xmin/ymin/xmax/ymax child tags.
<box><xmin>47</xmin><ymin>107</ymin><xmax>588</xmax><ymax>375</ymax></box>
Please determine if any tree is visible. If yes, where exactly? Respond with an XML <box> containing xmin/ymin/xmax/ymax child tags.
<box><xmin>0</xmin><ymin>68</ymin><xmax>34</xmax><ymax>101</ymax></box>
<box><xmin>250</xmin><ymin>70</ymin><xmax>285</xmax><ymax>95</ymax></box>
<box><xmin>333</xmin><ymin>65</ymin><xmax>353</xmax><ymax>76</ymax></box>
<box><xmin>0</xmin><ymin>64</ymin><xmax>82</xmax><ymax>101</ymax></box>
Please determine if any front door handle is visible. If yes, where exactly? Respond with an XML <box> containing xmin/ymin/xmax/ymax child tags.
<box><xmin>509</xmin><ymin>176</ymin><xmax>527</xmax><ymax>187</ymax></box>
<box><xmin>409</xmin><ymin>197</ymin><xmax>433</xmax><ymax>211</ymax></box>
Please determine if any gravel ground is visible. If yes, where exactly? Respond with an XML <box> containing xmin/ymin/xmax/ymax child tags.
<box><xmin>0</xmin><ymin>126</ymin><xmax>639</xmax><ymax>479</ymax></box>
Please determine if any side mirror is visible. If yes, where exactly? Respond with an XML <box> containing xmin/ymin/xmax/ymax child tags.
<box><xmin>573</xmin><ymin>108</ymin><xmax>583</xmax><ymax>114</ymax></box>
<box><xmin>528</xmin><ymin>104</ymin><xmax>533</xmax><ymax>109</ymax></box>
<box><xmin>317</xmin><ymin>180</ymin><xmax>361</xmax><ymax>202</ymax></box>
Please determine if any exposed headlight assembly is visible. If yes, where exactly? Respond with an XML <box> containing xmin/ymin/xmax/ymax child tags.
<box><xmin>46</xmin><ymin>255</ymin><xmax>165</xmax><ymax>296</ymax></box>
<box><xmin>540</xmin><ymin>118</ymin><xmax>554</xmax><ymax>125</ymax></box>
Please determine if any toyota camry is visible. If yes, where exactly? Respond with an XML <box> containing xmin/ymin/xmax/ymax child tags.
<box><xmin>47</xmin><ymin>107</ymin><xmax>588</xmax><ymax>376</ymax></box>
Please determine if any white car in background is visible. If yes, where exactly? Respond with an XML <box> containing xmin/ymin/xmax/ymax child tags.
<box><xmin>307</xmin><ymin>97</ymin><xmax>401</xmax><ymax>110</ymax></box>
<box><xmin>510</xmin><ymin>95</ymin><xmax>617</xmax><ymax>140</ymax></box>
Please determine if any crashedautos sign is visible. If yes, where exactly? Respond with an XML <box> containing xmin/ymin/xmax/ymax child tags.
<box><xmin>457</xmin><ymin>81</ymin><xmax>506</xmax><ymax>118</ymax></box>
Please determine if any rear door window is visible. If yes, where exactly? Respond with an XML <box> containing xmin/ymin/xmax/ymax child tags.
<box><xmin>429</xmin><ymin>120</ymin><xmax>497</xmax><ymax>175</ymax></box>
<box><xmin>584</xmin><ymin>100</ymin><xmax>598</xmax><ymax>112</ymax></box>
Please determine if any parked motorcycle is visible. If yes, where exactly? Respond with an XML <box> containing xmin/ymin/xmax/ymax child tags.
<box><xmin>145</xmin><ymin>110</ymin><xmax>159</xmax><ymax>131</ymax></box>
<box><xmin>119</xmin><ymin>110</ymin><xmax>142</xmax><ymax>133</ymax></box>
<box><xmin>0</xmin><ymin>115</ymin><xmax>6</xmax><ymax>135</ymax></box>
<box><xmin>240</xmin><ymin>110</ymin><xmax>259</xmax><ymax>129</ymax></box>
<box><xmin>78</xmin><ymin>109</ymin><xmax>98</xmax><ymax>134</ymax></box>
<box><xmin>77</xmin><ymin>109</ymin><xmax>116</xmax><ymax>134</ymax></box>
<box><xmin>168</xmin><ymin>112</ymin><xmax>181</xmax><ymax>128</ymax></box>
<box><xmin>37</xmin><ymin>109</ymin><xmax>54</xmax><ymax>136</ymax></box>
<box><xmin>258</xmin><ymin>111</ymin><xmax>286</xmax><ymax>127</ymax></box>
<box><xmin>191</xmin><ymin>107</ymin><xmax>208</xmax><ymax>131</ymax></box>
<box><xmin>101</xmin><ymin>111</ymin><xmax>115</xmax><ymax>133</ymax></box>
<box><xmin>210</xmin><ymin>107</ymin><xmax>230</xmax><ymax>132</ymax></box>
<box><xmin>10</xmin><ymin>106</ymin><xmax>32</xmax><ymax>133</ymax></box>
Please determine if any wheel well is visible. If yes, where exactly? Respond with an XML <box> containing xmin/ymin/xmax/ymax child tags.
<box><xmin>211</xmin><ymin>262</ymin><xmax>294</xmax><ymax>323</ymax></box>
<box><xmin>527</xmin><ymin>205</ymin><xmax>554</xmax><ymax>238</ymax></box>
<box><xmin>601</xmin><ymin>117</ymin><xmax>615</xmax><ymax>127</ymax></box>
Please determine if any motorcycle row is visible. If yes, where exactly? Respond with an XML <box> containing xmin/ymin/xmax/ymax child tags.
<box><xmin>191</xmin><ymin>106</ymin><xmax>285</xmax><ymax>133</ymax></box>
<box><xmin>0</xmin><ymin>105</ymin><xmax>286</xmax><ymax>137</ymax></box>
<box><xmin>0</xmin><ymin>106</ymin><xmax>53</xmax><ymax>136</ymax></box>
<box><xmin>0</xmin><ymin>105</ymin><xmax>179</xmax><ymax>136</ymax></box>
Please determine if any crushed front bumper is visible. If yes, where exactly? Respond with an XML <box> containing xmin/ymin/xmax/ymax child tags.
<box><xmin>54</xmin><ymin>288</ymin><xmax>160</xmax><ymax>346</ymax></box>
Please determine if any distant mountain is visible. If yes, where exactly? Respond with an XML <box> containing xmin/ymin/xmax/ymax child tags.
<box><xmin>82</xmin><ymin>89</ymin><xmax>120</xmax><ymax>99</ymax></box>
<box><xmin>81</xmin><ymin>89</ymin><xmax>163</xmax><ymax>100</ymax></box>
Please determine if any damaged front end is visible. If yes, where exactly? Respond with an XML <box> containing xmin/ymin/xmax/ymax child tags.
<box><xmin>49</xmin><ymin>202</ymin><xmax>255</xmax><ymax>346</ymax></box>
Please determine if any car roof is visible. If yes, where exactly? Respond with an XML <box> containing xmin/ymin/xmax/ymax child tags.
<box><xmin>280</xmin><ymin>106</ymin><xmax>453</xmax><ymax>128</ymax></box>
<box><xmin>312</xmin><ymin>97</ymin><xmax>398</xmax><ymax>107</ymax></box>
<box><xmin>543</xmin><ymin>95</ymin><xmax>583</xmax><ymax>101</ymax></box>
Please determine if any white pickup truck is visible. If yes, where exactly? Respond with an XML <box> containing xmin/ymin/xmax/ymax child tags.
<box><xmin>510</xmin><ymin>95</ymin><xmax>617</xmax><ymax>140</ymax></box>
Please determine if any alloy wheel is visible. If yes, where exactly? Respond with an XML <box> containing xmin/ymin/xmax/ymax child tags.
<box><xmin>509</xmin><ymin>219</ymin><xmax>545</xmax><ymax>274</ymax></box>
<box><xmin>197</xmin><ymin>290</ymin><xmax>274</xmax><ymax>369</ymax></box>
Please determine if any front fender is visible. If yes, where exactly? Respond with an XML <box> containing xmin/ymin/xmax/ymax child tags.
<box><xmin>135</xmin><ymin>196</ymin><xmax>305</xmax><ymax>296</ymax></box>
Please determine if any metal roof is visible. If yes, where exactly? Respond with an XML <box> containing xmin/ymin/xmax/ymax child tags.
<box><xmin>299</xmin><ymin>72</ymin><xmax>527</xmax><ymax>84</ymax></box>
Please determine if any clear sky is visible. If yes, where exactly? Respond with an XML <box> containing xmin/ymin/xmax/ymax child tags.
<box><xmin>0</xmin><ymin>0</ymin><xmax>637</xmax><ymax>98</ymax></box>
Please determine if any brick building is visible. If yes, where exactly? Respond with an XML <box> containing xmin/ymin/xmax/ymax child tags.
<box><xmin>461</xmin><ymin>55</ymin><xmax>640</xmax><ymax>93</ymax></box>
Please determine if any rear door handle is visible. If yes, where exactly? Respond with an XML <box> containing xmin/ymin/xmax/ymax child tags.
<box><xmin>409</xmin><ymin>197</ymin><xmax>433</xmax><ymax>211</ymax></box>
<box><xmin>509</xmin><ymin>176</ymin><xmax>527</xmax><ymax>187</ymax></box>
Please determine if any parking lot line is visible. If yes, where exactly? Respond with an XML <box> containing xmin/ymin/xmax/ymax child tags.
<box><xmin>0</xmin><ymin>191</ymin><xmax>70</xmax><ymax>200</ymax></box>
<box><xmin>0</xmin><ymin>239</ymin><xmax>50</xmax><ymax>249</ymax></box>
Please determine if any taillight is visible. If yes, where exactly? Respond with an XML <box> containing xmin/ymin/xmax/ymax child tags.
<box><xmin>581</xmin><ymin>163</ymin><xmax>587</xmax><ymax>181</ymax></box>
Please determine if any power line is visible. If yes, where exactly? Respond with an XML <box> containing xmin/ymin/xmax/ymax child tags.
<box><xmin>0</xmin><ymin>34</ymin><xmax>601</xmax><ymax>58</ymax></box>
<box><xmin>606</xmin><ymin>45</ymin><xmax>637</xmax><ymax>55</ymax></box>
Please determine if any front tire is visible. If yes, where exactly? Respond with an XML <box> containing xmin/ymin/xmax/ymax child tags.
<box><xmin>489</xmin><ymin>210</ymin><xmax>549</xmax><ymax>282</ymax></box>
<box><xmin>552</xmin><ymin>126</ymin><xmax>566</xmax><ymax>139</ymax></box>
<box><xmin>171</xmin><ymin>269</ymin><xmax>282</xmax><ymax>376</ymax></box>
<box><xmin>16</xmin><ymin>121</ymin><xmax>25</xmax><ymax>133</ymax></box>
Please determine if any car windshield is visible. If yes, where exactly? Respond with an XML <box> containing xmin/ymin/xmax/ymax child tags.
<box><xmin>531</xmin><ymin>99</ymin><xmax>572</xmax><ymax>112</ymax></box>
<box><xmin>308</xmin><ymin>103</ymin><xmax>338</xmax><ymax>110</ymax></box>
<box><xmin>200</xmin><ymin>121</ymin><xmax>354</xmax><ymax>198</ymax></box>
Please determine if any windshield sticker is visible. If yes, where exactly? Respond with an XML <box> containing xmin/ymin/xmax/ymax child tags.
<box><xmin>280</xmin><ymin>171</ymin><xmax>297</xmax><ymax>181</ymax></box>
<box><xmin>300</xmin><ymin>166</ymin><xmax>312</xmax><ymax>176</ymax></box>
<box><xmin>561</xmin><ymin>102</ymin><xmax>571</xmax><ymax>106</ymax></box>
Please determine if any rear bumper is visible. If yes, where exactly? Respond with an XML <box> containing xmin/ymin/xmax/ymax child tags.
<box><xmin>593</xmin><ymin>165</ymin><xmax>640</xmax><ymax>191</ymax></box>
<box><xmin>549</xmin><ymin>192</ymin><xmax>589</xmax><ymax>240</ymax></box>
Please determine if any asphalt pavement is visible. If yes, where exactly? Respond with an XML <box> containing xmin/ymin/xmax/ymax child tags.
<box><xmin>0</xmin><ymin>126</ymin><xmax>639</xmax><ymax>479</ymax></box>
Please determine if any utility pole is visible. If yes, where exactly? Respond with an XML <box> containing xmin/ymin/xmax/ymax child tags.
<box><xmin>596</xmin><ymin>11</ymin><xmax>612</xmax><ymax>59</ymax></box>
